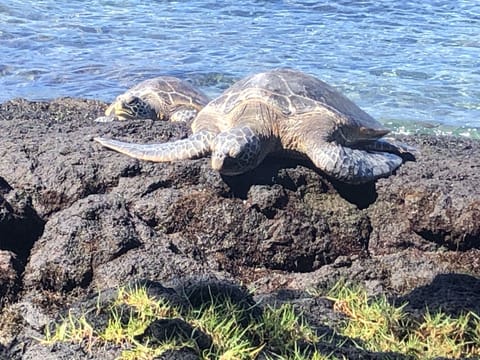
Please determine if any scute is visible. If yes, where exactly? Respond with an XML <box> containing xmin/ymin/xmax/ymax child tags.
<box><xmin>270</xmin><ymin>93</ymin><xmax>293</xmax><ymax>115</ymax></box>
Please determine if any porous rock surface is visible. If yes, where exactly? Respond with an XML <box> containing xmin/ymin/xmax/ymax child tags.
<box><xmin>0</xmin><ymin>98</ymin><xmax>479</xmax><ymax>359</ymax></box>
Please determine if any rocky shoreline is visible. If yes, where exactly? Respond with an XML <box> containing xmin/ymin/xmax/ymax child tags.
<box><xmin>0</xmin><ymin>97</ymin><xmax>479</xmax><ymax>359</ymax></box>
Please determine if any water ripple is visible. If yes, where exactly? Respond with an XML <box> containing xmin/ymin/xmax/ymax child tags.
<box><xmin>0</xmin><ymin>0</ymin><xmax>479</xmax><ymax>132</ymax></box>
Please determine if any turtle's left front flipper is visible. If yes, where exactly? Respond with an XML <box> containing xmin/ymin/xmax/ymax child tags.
<box><xmin>94</xmin><ymin>131</ymin><xmax>215</xmax><ymax>162</ymax></box>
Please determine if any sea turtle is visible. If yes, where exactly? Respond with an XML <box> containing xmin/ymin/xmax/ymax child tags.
<box><xmin>94</xmin><ymin>76</ymin><xmax>209</xmax><ymax>124</ymax></box>
<box><xmin>94</xmin><ymin>69</ymin><xmax>413</xmax><ymax>183</ymax></box>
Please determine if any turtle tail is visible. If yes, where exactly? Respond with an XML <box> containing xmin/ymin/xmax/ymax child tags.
<box><xmin>308</xmin><ymin>143</ymin><xmax>403</xmax><ymax>184</ymax></box>
<box><xmin>94</xmin><ymin>131</ymin><xmax>215</xmax><ymax>162</ymax></box>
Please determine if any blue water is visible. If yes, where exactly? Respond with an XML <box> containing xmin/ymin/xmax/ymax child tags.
<box><xmin>1</xmin><ymin>1</ymin><xmax>479</xmax><ymax>137</ymax></box>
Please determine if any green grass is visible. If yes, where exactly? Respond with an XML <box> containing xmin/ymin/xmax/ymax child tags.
<box><xmin>325</xmin><ymin>281</ymin><xmax>480</xmax><ymax>359</ymax></box>
<box><xmin>41</xmin><ymin>283</ymin><xmax>326</xmax><ymax>359</ymax></box>
<box><xmin>41</xmin><ymin>281</ymin><xmax>480</xmax><ymax>360</ymax></box>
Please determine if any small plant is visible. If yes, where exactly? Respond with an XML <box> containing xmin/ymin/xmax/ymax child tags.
<box><xmin>42</xmin><ymin>284</ymin><xmax>323</xmax><ymax>359</ymax></box>
<box><xmin>100</xmin><ymin>306</ymin><xmax>144</xmax><ymax>345</ymax></box>
<box><xmin>326</xmin><ymin>281</ymin><xmax>480</xmax><ymax>359</ymax></box>
<box><xmin>44</xmin><ymin>310</ymin><xmax>94</xmax><ymax>345</ymax></box>
<box><xmin>326</xmin><ymin>281</ymin><xmax>408</xmax><ymax>352</ymax></box>
<box><xmin>260</xmin><ymin>303</ymin><xmax>319</xmax><ymax>355</ymax></box>
<box><xmin>409</xmin><ymin>310</ymin><xmax>480</xmax><ymax>358</ymax></box>
<box><xmin>188</xmin><ymin>298</ymin><xmax>263</xmax><ymax>359</ymax></box>
<box><xmin>42</xmin><ymin>281</ymin><xmax>480</xmax><ymax>359</ymax></box>
<box><xmin>43</xmin><ymin>285</ymin><xmax>186</xmax><ymax>359</ymax></box>
<box><xmin>116</xmin><ymin>285</ymin><xmax>178</xmax><ymax>320</ymax></box>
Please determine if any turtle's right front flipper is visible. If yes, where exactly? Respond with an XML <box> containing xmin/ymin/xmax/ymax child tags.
<box><xmin>306</xmin><ymin>141</ymin><xmax>403</xmax><ymax>184</ymax></box>
<box><xmin>356</xmin><ymin>139</ymin><xmax>418</xmax><ymax>161</ymax></box>
<box><xmin>94</xmin><ymin>131</ymin><xmax>215</xmax><ymax>162</ymax></box>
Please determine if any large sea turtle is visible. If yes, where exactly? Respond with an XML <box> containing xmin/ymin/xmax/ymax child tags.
<box><xmin>95</xmin><ymin>76</ymin><xmax>209</xmax><ymax>124</ymax></box>
<box><xmin>94</xmin><ymin>69</ymin><xmax>413</xmax><ymax>183</ymax></box>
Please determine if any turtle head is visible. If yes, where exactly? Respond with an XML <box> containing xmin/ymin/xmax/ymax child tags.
<box><xmin>337</xmin><ymin>125</ymin><xmax>391</xmax><ymax>145</ymax></box>
<box><xmin>211</xmin><ymin>127</ymin><xmax>263</xmax><ymax>176</ymax></box>
<box><xmin>357</xmin><ymin>126</ymin><xmax>390</xmax><ymax>140</ymax></box>
<box><xmin>105</xmin><ymin>94</ymin><xmax>158</xmax><ymax>120</ymax></box>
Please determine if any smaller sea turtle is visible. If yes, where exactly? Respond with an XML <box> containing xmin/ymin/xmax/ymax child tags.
<box><xmin>94</xmin><ymin>76</ymin><xmax>209</xmax><ymax>124</ymax></box>
<box><xmin>94</xmin><ymin>69</ymin><xmax>414</xmax><ymax>184</ymax></box>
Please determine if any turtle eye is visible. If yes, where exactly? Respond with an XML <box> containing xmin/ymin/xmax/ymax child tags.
<box><xmin>125</xmin><ymin>97</ymin><xmax>138</xmax><ymax>106</ymax></box>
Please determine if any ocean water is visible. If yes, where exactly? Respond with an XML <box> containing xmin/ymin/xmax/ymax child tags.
<box><xmin>0</xmin><ymin>0</ymin><xmax>479</xmax><ymax>137</ymax></box>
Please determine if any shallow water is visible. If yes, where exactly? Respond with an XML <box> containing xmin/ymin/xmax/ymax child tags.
<box><xmin>1</xmin><ymin>0</ymin><xmax>479</xmax><ymax>137</ymax></box>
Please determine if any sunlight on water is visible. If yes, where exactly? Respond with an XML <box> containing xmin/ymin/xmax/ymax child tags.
<box><xmin>385</xmin><ymin>119</ymin><xmax>480</xmax><ymax>140</ymax></box>
<box><xmin>0</xmin><ymin>0</ymin><xmax>479</xmax><ymax>135</ymax></box>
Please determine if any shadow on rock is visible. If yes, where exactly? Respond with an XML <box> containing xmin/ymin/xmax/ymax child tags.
<box><xmin>397</xmin><ymin>273</ymin><xmax>480</xmax><ymax>317</ymax></box>
<box><xmin>220</xmin><ymin>158</ymin><xmax>326</xmax><ymax>199</ymax></box>
<box><xmin>0</xmin><ymin>177</ymin><xmax>45</xmax><ymax>262</ymax></box>
<box><xmin>0</xmin><ymin>177</ymin><xmax>45</xmax><ymax>308</ymax></box>
<box><xmin>221</xmin><ymin>156</ymin><xmax>379</xmax><ymax>209</ymax></box>
<box><xmin>328</xmin><ymin>179</ymin><xmax>378</xmax><ymax>209</ymax></box>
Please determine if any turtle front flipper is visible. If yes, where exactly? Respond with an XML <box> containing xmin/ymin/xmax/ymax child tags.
<box><xmin>306</xmin><ymin>142</ymin><xmax>403</xmax><ymax>184</ymax></box>
<box><xmin>94</xmin><ymin>131</ymin><xmax>215</xmax><ymax>162</ymax></box>
<box><xmin>355</xmin><ymin>139</ymin><xmax>417</xmax><ymax>161</ymax></box>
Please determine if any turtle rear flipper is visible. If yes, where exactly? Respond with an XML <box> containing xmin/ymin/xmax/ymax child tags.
<box><xmin>94</xmin><ymin>115</ymin><xmax>117</xmax><ymax>123</ymax></box>
<box><xmin>94</xmin><ymin>131</ymin><xmax>215</xmax><ymax>162</ymax></box>
<box><xmin>307</xmin><ymin>142</ymin><xmax>403</xmax><ymax>184</ymax></box>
